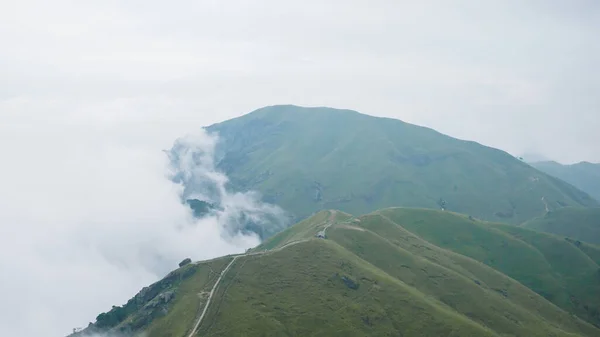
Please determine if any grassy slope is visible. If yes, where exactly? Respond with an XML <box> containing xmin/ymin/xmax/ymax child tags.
<box><xmin>578</xmin><ymin>242</ymin><xmax>600</xmax><ymax>265</ymax></box>
<box><xmin>144</xmin><ymin>257</ymin><xmax>233</xmax><ymax>337</ymax></box>
<box><xmin>378</xmin><ymin>208</ymin><xmax>600</xmax><ymax>327</ymax></box>
<box><xmin>197</xmin><ymin>240</ymin><xmax>498</xmax><ymax>337</ymax></box>
<box><xmin>522</xmin><ymin>207</ymin><xmax>600</xmax><ymax>245</ymax></box>
<box><xmin>206</xmin><ymin>105</ymin><xmax>597</xmax><ymax>224</ymax></box>
<box><xmin>192</xmin><ymin>211</ymin><xmax>598</xmax><ymax>337</ymax></box>
<box><xmin>531</xmin><ymin>161</ymin><xmax>600</xmax><ymax>201</ymax></box>
<box><xmin>69</xmin><ymin>257</ymin><xmax>234</xmax><ymax>337</ymax></box>
<box><xmin>252</xmin><ymin>210</ymin><xmax>353</xmax><ymax>251</ymax></box>
<box><xmin>77</xmin><ymin>209</ymin><xmax>600</xmax><ymax>337</ymax></box>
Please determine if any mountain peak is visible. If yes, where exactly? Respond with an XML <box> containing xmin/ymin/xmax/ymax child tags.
<box><xmin>205</xmin><ymin>106</ymin><xmax>596</xmax><ymax>224</ymax></box>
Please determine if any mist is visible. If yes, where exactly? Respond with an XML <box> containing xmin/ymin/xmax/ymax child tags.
<box><xmin>168</xmin><ymin>132</ymin><xmax>288</xmax><ymax>238</ymax></box>
<box><xmin>0</xmin><ymin>111</ymin><xmax>284</xmax><ymax>337</ymax></box>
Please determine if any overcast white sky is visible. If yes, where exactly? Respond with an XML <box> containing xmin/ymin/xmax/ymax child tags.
<box><xmin>1</xmin><ymin>1</ymin><xmax>600</xmax><ymax>336</ymax></box>
<box><xmin>2</xmin><ymin>0</ymin><xmax>600</xmax><ymax>162</ymax></box>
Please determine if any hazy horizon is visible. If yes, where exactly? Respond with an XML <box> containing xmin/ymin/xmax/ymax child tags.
<box><xmin>1</xmin><ymin>1</ymin><xmax>599</xmax><ymax>336</ymax></box>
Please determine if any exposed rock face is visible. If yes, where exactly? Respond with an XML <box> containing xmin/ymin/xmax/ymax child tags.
<box><xmin>179</xmin><ymin>258</ymin><xmax>192</xmax><ymax>268</ymax></box>
<box><xmin>69</xmin><ymin>266</ymin><xmax>197</xmax><ymax>337</ymax></box>
<box><xmin>123</xmin><ymin>290</ymin><xmax>177</xmax><ymax>332</ymax></box>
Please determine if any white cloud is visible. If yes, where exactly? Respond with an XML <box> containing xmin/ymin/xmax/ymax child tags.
<box><xmin>0</xmin><ymin>98</ymin><xmax>285</xmax><ymax>337</ymax></box>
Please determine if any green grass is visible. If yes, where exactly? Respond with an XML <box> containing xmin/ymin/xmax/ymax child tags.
<box><xmin>204</xmin><ymin>105</ymin><xmax>597</xmax><ymax>224</ymax></box>
<box><xmin>70</xmin><ymin>257</ymin><xmax>235</xmax><ymax>337</ymax></box>
<box><xmin>197</xmin><ymin>240</ymin><xmax>499</xmax><ymax>337</ymax></box>
<box><xmin>331</xmin><ymin>215</ymin><xmax>597</xmax><ymax>336</ymax></box>
<box><xmin>531</xmin><ymin>161</ymin><xmax>600</xmax><ymax>201</ymax></box>
<box><xmin>378</xmin><ymin>208</ymin><xmax>600</xmax><ymax>328</ymax></box>
<box><xmin>77</xmin><ymin>208</ymin><xmax>600</xmax><ymax>337</ymax></box>
<box><xmin>252</xmin><ymin>210</ymin><xmax>353</xmax><ymax>251</ymax></box>
<box><xmin>190</xmin><ymin>210</ymin><xmax>598</xmax><ymax>337</ymax></box>
<box><xmin>251</xmin><ymin>210</ymin><xmax>330</xmax><ymax>251</ymax></box>
<box><xmin>144</xmin><ymin>257</ymin><xmax>233</xmax><ymax>337</ymax></box>
<box><xmin>577</xmin><ymin>241</ymin><xmax>600</xmax><ymax>265</ymax></box>
<box><xmin>522</xmin><ymin>207</ymin><xmax>600</xmax><ymax>245</ymax></box>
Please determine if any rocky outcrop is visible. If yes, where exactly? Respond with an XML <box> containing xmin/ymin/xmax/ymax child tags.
<box><xmin>179</xmin><ymin>258</ymin><xmax>192</xmax><ymax>268</ymax></box>
<box><xmin>69</xmin><ymin>265</ymin><xmax>198</xmax><ymax>337</ymax></box>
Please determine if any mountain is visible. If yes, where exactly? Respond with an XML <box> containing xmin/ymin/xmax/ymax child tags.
<box><xmin>71</xmin><ymin>208</ymin><xmax>600</xmax><ymax>337</ymax></box>
<box><xmin>522</xmin><ymin>207</ymin><xmax>600</xmax><ymax>245</ymax></box>
<box><xmin>200</xmin><ymin>105</ymin><xmax>597</xmax><ymax>225</ymax></box>
<box><xmin>531</xmin><ymin>161</ymin><xmax>600</xmax><ymax>201</ymax></box>
<box><xmin>375</xmin><ymin>208</ymin><xmax>600</xmax><ymax>327</ymax></box>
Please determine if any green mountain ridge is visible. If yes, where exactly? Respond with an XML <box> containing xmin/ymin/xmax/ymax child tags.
<box><xmin>530</xmin><ymin>161</ymin><xmax>600</xmax><ymax>201</ymax></box>
<box><xmin>72</xmin><ymin>208</ymin><xmax>600</xmax><ymax>337</ymax></box>
<box><xmin>204</xmin><ymin>105</ymin><xmax>597</xmax><ymax>224</ymax></box>
<box><xmin>522</xmin><ymin>207</ymin><xmax>600</xmax><ymax>245</ymax></box>
<box><xmin>376</xmin><ymin>208</ymin><xmax>600</xmax><ymax>326</ymax></box>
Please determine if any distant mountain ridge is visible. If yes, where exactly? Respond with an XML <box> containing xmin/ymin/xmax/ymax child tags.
<box><xmin>531</xmin><ymin>161</ymin><xmax>600</xmax><ymax>201</ymax></box>
<box><xmin>201</xmin><ymin>105</ymin><xmax>597</xmax><ymax>224</ymax></box>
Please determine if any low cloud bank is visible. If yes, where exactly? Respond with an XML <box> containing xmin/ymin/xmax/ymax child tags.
<box><xmin>0</xmin><ymin>118</ymin><xmax>284</xmax><ymax>337</ymax></box>
<box><xmin>168</xmin><ymin>132</ymin><xmax>288</xmax><ymax>238</ymax></box>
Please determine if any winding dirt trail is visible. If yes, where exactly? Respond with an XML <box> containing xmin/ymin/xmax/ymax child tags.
<box><xmin>188</xmin><ymin>209</ymin><xmax>347</xmax><ymax>336</ymax></box>
<box><xmin>322</xmin><ymin>210</ymin><xmax>338</xmax><ymax>236</ymax></box>
<box><xmin>187</xmin><ymin>238</ymin><xmax>310</xmax><ymax>336</ymax></box>
<box><xmin>541</xmin><ymin>196</ymin><xmax>550</xmax><ymax>213</ymax></box>
<box><xmin>186</xmin><ymin>255</ymin><xmax>239</xmax><ymax>337</ymax></box>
